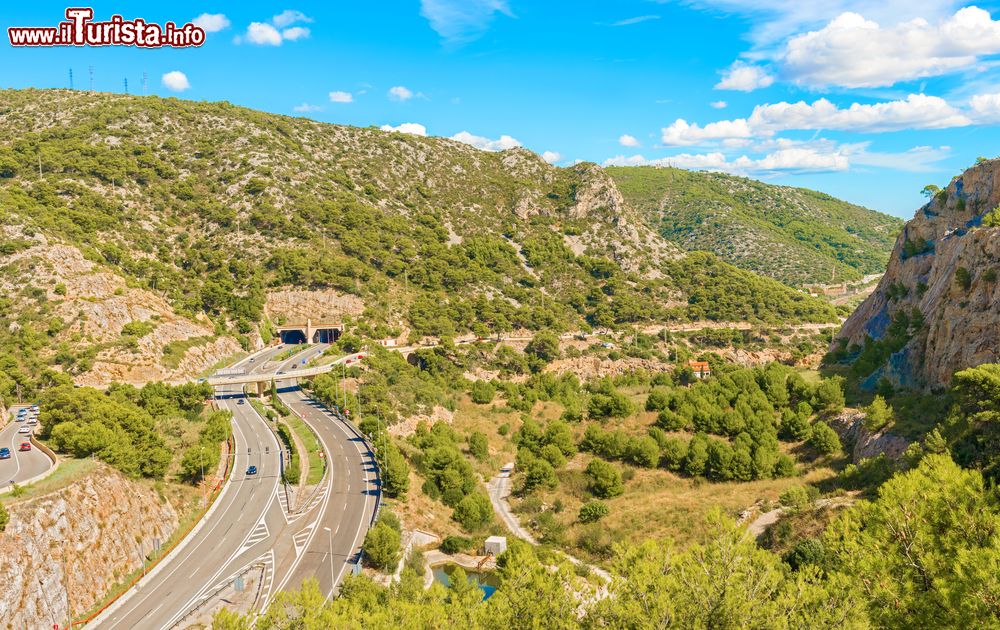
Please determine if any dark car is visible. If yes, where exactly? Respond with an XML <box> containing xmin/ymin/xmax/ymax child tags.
<box><xmin>18</xmin><ymin>442</ymin><xmax>30</xmax><ymax>452</ymax></box>
<box><xmin>237</xmin><ymin>399</ymin><xmax>245</xmax><ymax>405</ymax></box>
<box><xmin>246</xmin><ymin>465</ymin><xmax>258</xmax><ymax>476</ymax></box>
<box><xmin>0</xmin><ymin>448</ymin><xmax>9</xmax><ymax>459</ymax></box>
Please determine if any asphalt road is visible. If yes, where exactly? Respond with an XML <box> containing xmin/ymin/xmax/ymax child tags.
<box><xmin>270</xmin><ymin>353</ymin><xmax>379</xmax><ymax>599</ymax></box>
<box><xmin>93</xmin><ymin>348</ymin><xmax>286</xmax><ymax>630</ymax></box>
<box><xmin>0</xmin><ymin>407</ymin><xmax>52</xmax><ymax>487</ymax></box>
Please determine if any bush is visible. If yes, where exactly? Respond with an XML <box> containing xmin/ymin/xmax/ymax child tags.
<box><xmin>778</xmin><ymin>486</ymin><xmax>811</xmax><ymax>509</ymax></box>
<box><xmin>453</xmin><ymin>492</ymin><xmax>493</xmax><ymax>531</ymax></box>
<box><xmin>578</xmin><ymin>500</ymin><xmax>609</xmax><ymax>523</ymax></box>
<box><xmin>660</xmin><ymin>437</ymin><xmax>688</xmax><ymax>471</ymax></box>
<box><xmin>585</xmin><ymin>458</ymin><xmax>624</xmax><ymax>499</ymax></box>
<box><xmin>863</xmin><ymin>395</ymin><xmax>894</xmax><ymax>432</ymax></box>
<box><xmin>363</xmin><ymin>521</ymin><xmax>401</xmax><ymax>570</ymax></box>
<box><xmin>785</xmin><ymin>538</ymin><xmax>826</xmax><ymax>571</ymax></box>
<box><xmin>468</xmin><ymin>431</ymin><xmax>489</xmax><ymax>461</ymax></box>
<box><xmin>0</xmin><ymin>501</ymin><xmax>7</xmax><ymax>532</ymax></box>
<box><xmin>809</xmin><ymin>421</ymin><xmax>842</xmax><ymax>455</ymax></box>
<box><xmin>470</xmin><ymin>380</ymin><xmax>495</xmax><ymax>405</ymax></box>
<box><xmin>955</xmin><ymin>266</ymin><xmax>972</xmax><ymax>291</ymax></box>
<box><xmin>439</xmin><ymin>535</ymin><xmax>471</xmax><ymax>554</ymax></box>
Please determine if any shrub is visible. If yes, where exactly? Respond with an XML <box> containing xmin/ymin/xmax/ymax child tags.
<box><xmin>585</xmin><ymin>458</ymin><xmax>624</xmax><ymax>499</ymax></box>
<box><xmin>955</xmin><ymin>267</ymin><xmax>972</xmax><ymax>291</ymax></box>
<box><xmin>863</xmin><ymin>396</ymin><xmax>894</xmax><ymax>432</ymax></box>
<box><xmin>785</xmin><ymin>538</ymin><xmax>826</xmax><ymax>571</ymax></box>
<box><xmin>0</xmin><ymin>501</ymin><xmax>7</xmax><ymax>532</ymax></box>
<box><xmin>468</xmin><ymin>431</ymin><xmax>489</xmax><ymax>461</ymax></box>
<box><xmin>363</xmin><ymin>521</ymin><xmax>401</xmax><ymax>570</ymax></box>
<box><xmin>440</xmin><ymin>535</ymin><xmax>471</xmax><ymax>554</ymax></box>
<box><xmin>809</xmin><ymin>422</ymin><xmax>842</xmax><ymax>455</ymax></box>
<box><xmin>778</xmin><ymin>486</ymin><xmax>811</xmax><ymax>509</ymax></box>
<box><xmin>453</xmin><ymin>492</ymin><xmax>493</xmax><ymax>531</ymax></box>
<box><xmin>578</xmin><ymin>500</ymin><xmax>610</xmax><ymax>523</ymax></box>
<box><xmin>470</xmin><ymin>380</ymin><xmax>495</xmax><ymax>404</ymax></box>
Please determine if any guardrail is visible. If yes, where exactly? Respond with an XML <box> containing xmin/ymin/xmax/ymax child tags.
<box><xmin>0</xmin><ymin>435</ymin><xmax>60</xmax><ymax>496</ymax></box>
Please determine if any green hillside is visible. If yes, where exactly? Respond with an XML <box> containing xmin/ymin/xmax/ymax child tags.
<box><xmin>0</xmin><ymin>89</ymin><xmax>836</xmax><ymax>397</ymax></box>
<box><xmin>607</xmin><ymin>166</ymin><xmax>903</xmax><ymax>286</ymax></box>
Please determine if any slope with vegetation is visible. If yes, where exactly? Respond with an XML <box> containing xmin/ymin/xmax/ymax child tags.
<box><xmin>0</xmin><ymin>89</ymin><xmax>837</xmax><ymax>398</ymax></box>
<box><xmin>609</xmin><ymin>166</ymin><xmax>902</xmax><ymax>286</ymax></box>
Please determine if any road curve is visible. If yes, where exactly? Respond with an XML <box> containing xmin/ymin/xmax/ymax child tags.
<box><xmin>270</xmin><ymin>349</ymin><xmax>379</xmax><ymax>599</ymax></box>
<box><xmin>0</xmin><ymin>407</ymin><xmax>52</xmax><ymax>488</ymax></box>
<box><xmin>91</xmin><ymin>348</ymin><xmax>285</xmax><ymax>630</ymax></box>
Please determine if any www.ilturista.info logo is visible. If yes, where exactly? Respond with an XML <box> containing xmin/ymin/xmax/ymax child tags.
<box><xmin>8</xmin><ymin>8</ymin><xmax>205</xmax><ymax>48</ymax></box>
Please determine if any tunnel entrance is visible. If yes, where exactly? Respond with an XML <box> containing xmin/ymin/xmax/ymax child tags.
<box><xmin>312</xmin><ymin>328</ymin><xmax>341</xmax><ymax>343</ymax></box>
<box><xmin>279</xmin><ymin>329</ymin><xmax>307</xmax><ymax>344</ymax></box>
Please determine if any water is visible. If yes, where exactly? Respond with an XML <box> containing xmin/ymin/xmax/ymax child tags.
<box><xmin>431</xmin><ymin>563</ymin><xmax>498</xmax><ymax>600</ymax></box>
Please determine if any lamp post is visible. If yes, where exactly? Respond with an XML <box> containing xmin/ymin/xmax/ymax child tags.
<box><xmin>200</xmin><ymin>445</ymin><xmax>206</xmax><ymax>508</ymax></box>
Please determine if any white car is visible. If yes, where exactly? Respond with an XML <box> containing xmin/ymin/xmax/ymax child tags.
<box><xmin>18</xmin><ymin>426</ymin><xmax>31</xmax><ymax>434</ymax></box>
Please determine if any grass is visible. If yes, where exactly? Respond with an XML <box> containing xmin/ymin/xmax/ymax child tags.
<box><xmin>5</xmin><ymin>456</ymin><xmax>99</xmax><ymax>504</ymax></box>
<box><xmin>275</xmin><ymin>343</ymin><xmax>308</xmax><ymax>363</ymax></box>
<box><xmin>161</xmin><ymin>335</ymin><xmax>215</xmax><ymax>369</ymax></box>
<box><xmin>285</xmin><ymin>414</ymin><xmax>326</xmax><ymax>485</ymax></box>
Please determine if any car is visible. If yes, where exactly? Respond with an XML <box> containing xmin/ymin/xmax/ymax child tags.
<box><xmin>357</xmin><ymin>353</ymin><xmax>365</xmax><ymax>359</ymax></box>
<box><xmin>27</xmin><ymin>419</ymin><xmax>37</xmax><ymax>426</ymax></box>
<box><xmin>276</xmin><ymin>371</ymin><xmax>285</xmax><ymax>375</ymax></box>
<box><xmin>15</xmin><ymin>415</ymin><xmax>24</xmax><ymax>423</ymax></box>
<box><xmin>246</xmin><ymin>465</ymin><xmax>258</xmax><ymax>476</ymax></box>
<box><xmin>18</xmin><ymin>426</ymin><xmax>31</xmax><ymax>434</ymax></box>
<box><xmin>237</xmin><ymin>399</ymin><xmax>245</xmax><ymax>405</ymax></box>
<box><xmin>249</xmin><ymin>357</ymin><xmax>255</xmax><ymax>362</ymax></box>
<box><xmin>30</xmin><ymin>405</ymin><xmax>38</xmax><ymax>411</ymax></box>
<box><xmin>18</xmin><ymin>442</ymin><xmax>30</xmax><ymax>452</ymax></box>
<box><xmin>0</xmin><ymin>448</ymin><xmax>9</xmax><ymax>459</ymax></box>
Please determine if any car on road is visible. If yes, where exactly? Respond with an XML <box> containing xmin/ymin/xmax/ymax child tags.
<box><xmin>237</xmin><ymin>399</ymin><xmax>245</xmax><ymax>405</ymax></box>
<box><xmin>0</xmin><ymin>448</ymin><xmax>9</xmax><ymax>459</ymax></box>
<box><xmin>19</xmin><ymin>442</ymin><xmax>30</xmax><ymax>452</ymax></box>
<box><xmin>246</xmin><ymin>465</ymin><xmax>258</xmax><ymax>476</ymax></box>
<box><xmin>276</xmin><ymin>371</ymin><xmax>285</xmax><ymax>375</ymax></box>
<box><xmin>30</xmin><ymin>405</ymin><xmax>38</xmax><ymax>412</ymax></box>
<box><xmin>17</xmin><ymin>426</ymin><xmax>31</xmax><ymax>434</ymax></box>
<box><xmin>15</xmin><ymin>415</ymin><xmax>24</xmax><ymax>422</ymax></box>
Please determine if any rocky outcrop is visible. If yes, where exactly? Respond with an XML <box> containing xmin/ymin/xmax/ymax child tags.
<box><xmin>264</xmin><ymin>288</ymin><xmax>365</xmax><ymax>324</ymax></box>
<box><xmin>836</xmin><ymin>158</ymin><xmax>1000</xmax><ymax>388</ymax></box>
<box><xmin>827</xmin><ymin>409</ymin><xmax>911</xmax><ymax>462</ymax></box>
<box><xmin>0</xmin><ymin>466</ymin><xmax>178</xmax><ymax>628</ymax></box>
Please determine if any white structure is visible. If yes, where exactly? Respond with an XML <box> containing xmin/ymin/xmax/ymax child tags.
<box><xmin>484</xmin><ymin>535</ymin><xmax>507</xmax><ymax>556</ymax></box>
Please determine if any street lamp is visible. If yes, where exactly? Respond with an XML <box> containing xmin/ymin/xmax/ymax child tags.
<box><xmin>323</xmin><ymin>526</ymin><xmax>334</xmax><ymax>595</ymax></box>
<box><xmin>200</xmin><ymin>445</ymin><xmax>206</xmax><ymax>508</ymax></box>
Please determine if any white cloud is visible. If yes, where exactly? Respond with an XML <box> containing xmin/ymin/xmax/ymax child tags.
<box><xmin>603</xmin><ymin>147</ymin><xmax>848</xmax><ymax>175</ymax></box>
<box><xmin>783</xmin><ymin>8</ymin><xmax>1000</xmax><ymax>88</ymax></box>
<box><xmin>420</xmin><ymin>0</ymin><xmax>513</xmax><ymax>45</ymax></box>
<box><xmin>660</xmin><ymin>94</ymin><xmax>971</xmax><ymax>147</ymax></box>
<box><xmin>970</xmin><ymin>92</ymin><xmax>1000</xmax><ymax>120</ymax></box>
<box><xmin>380</xmin><ymin>123</ymin><xmax>427</xmax><ymax>136</ymax></box>
<box><xmin>661</xmin><ymin>118</ymin><xmax>753</xmax><ymax>146</ymax></box>
<box><xmin>192</xmin><ymin>13</ymin><xmax>230</xmax><ymax>32</ymax></box>
<box><xmin>715</xmin><ymin>61</ymin><xmax>774</xmax><ymax>91</ymax></box>
<box><xmin>245</xmin><ymin>22</ymin><xmax>283</xmax><ymax>45</ymax></box>
<box><xmin>748</xmin><ymin>94</ymin><xmax>970</xmax><ymax>133</ymax></box>
<box><xmin>273</xmin><ymin>10</ymin><xmax>313</xmax><ymax>28</ymax></box>
<box><xmin>293</xmin><ymin>103</ymin><xmax>323</xmax><ymax>113</ymax></box>
<box><xmin>610</xmin><ymin>15</ymin><xmax>660</xmax><ymax>26</ymax></box>
<box><xmin>542</xmin><ymin>151</ymin><xmax>562</xmax><ymax>164</ymax></box>
<box><xmin>451</xmin><ymin>131</ymin><xmax>521</xmax><ymax>151</ymax></box>
<box><xmin>388</xmin><ymin>86</ymin><xmax>414</xmax><ymax>101</ymax></box>
<box><xmin>618</xmin><ymin>134</ymin><xmax>641</xmax><ymax>147</ymax></box>
<box><xmin>161</xmin><ymin>71</ymin><xmax>190</xmax><ymax>92</ymax></box>
<box><xmin>281</xmin><ymin>26</ymin><xmax>310</xmax><ymax>41</ymax></box>
<box><xmin>329</xmin><ymin>91</ymin><xmax>354</xmax><ymax>104</ymax></box>
<box><xmin>710</xmin><ymin>100</ymin><xmax>728</xmax><ymax>109</ymax></box>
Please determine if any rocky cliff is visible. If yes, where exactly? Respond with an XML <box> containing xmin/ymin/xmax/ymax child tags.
<box><xmin>836</xmin><ymin>159</ymin><xmax>1000</xmax><ymax>388</ymax></box>
<box><xmin>0</xmin><ymin>466</ymin><xmax>178</xmax><ymax>627</ymax></box>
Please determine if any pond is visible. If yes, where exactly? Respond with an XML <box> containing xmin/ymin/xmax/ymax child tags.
<box><xmin>431</xmin><ymin>563</ymin><xmax>498</xmax><ymax>600</ymax></box>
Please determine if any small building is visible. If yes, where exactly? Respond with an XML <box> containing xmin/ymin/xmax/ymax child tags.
<box><xmin>688</xmin><ymin>360</ymin><xmax>712</xmax><ymax>379</ymax></box>
<box><xmin>376</xmin><ymin>338</ymin><xmax>397</xmax><ymax>347</ymax></box>
<box><xmin>484</xmin><ymin>535</ymin><xmax>507</xmax><ymax>557</ymax></box>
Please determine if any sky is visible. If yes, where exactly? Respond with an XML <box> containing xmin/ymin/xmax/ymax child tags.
<box><xmin>5</xmin><ymin>1</ymin><xmax>1000</xmax><ymax>217</ymax></box>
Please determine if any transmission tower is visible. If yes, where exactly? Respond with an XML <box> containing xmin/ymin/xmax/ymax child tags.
<box><xmin>88</xmin><ymin>66</ymin><xmax>94</xmax><ymax>91</ymax></box>
<box><xmin>141</xmin><ymin>71</ymin><xmax>148</xmax><ymax>95</ymax></box>
<box><xmin>123</xmin><ymin>78</ymin><xmax>128</xmax><ymax>94</ymax></box>
<box><xmin>69</xmin><ymin>68</ymin><xmax>74</xmax><ymax>90</ymax></box>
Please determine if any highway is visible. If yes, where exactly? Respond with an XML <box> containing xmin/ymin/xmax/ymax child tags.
<box><xmin>269</xmin><ymin>351</ymin><xmax>379</xmax><ymax>599</ymax></box>
<box><xmin>0</xmin><ymin>406</ymin><xmax>52</xmax><ymax>487</ymax></box>
<box><xmin>91</xmin><ymin>344</ymin><xmax>378</xmax><ymax>627</ymax></box>
<box><xmin>92</xmin><ymin>348</ymin><xmax>286</xmax><ymax>630</ymax></box>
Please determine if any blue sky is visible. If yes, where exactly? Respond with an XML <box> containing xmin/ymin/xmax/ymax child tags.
<box><xmin>5</xmin><ymin>1</ymin><xmax>1000</xmax><ymax>216</ymax></box>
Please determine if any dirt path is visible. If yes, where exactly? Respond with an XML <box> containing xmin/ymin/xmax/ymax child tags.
<box><xmin>486</xmin><ymin>464</ymin><xmax>611</xmax><ymax>582</ymax></box>
<box><xmin>745</xmin><ymin>496</ymin><xmax>857</xmax><ymax>539</ymax></box>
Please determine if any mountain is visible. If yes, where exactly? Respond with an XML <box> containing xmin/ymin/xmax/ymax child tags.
<box><xmin>607</xmin><ymin>166</ymin><xmax>903</xmax><ymax>286</ymax></box>
<box><xmin>0</xmin><ymin>89</ymin><xmax>835</xmax><ymax>393</ymax></box>
<box><xmin>834</xmin><ymin>158</ymin><xmax>1000</xmax><ymax>389</ymax></box>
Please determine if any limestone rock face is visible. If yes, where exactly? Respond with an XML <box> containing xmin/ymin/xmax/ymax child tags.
<box><xmin>836</xmin><ymin>158</ymin><xmax>1000</xmax><ymax>388</ymax></box>
<box><xmin>0</xmin><ymin>467</ymin><xmax>178</xmax><ymax>628</ymax></box>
